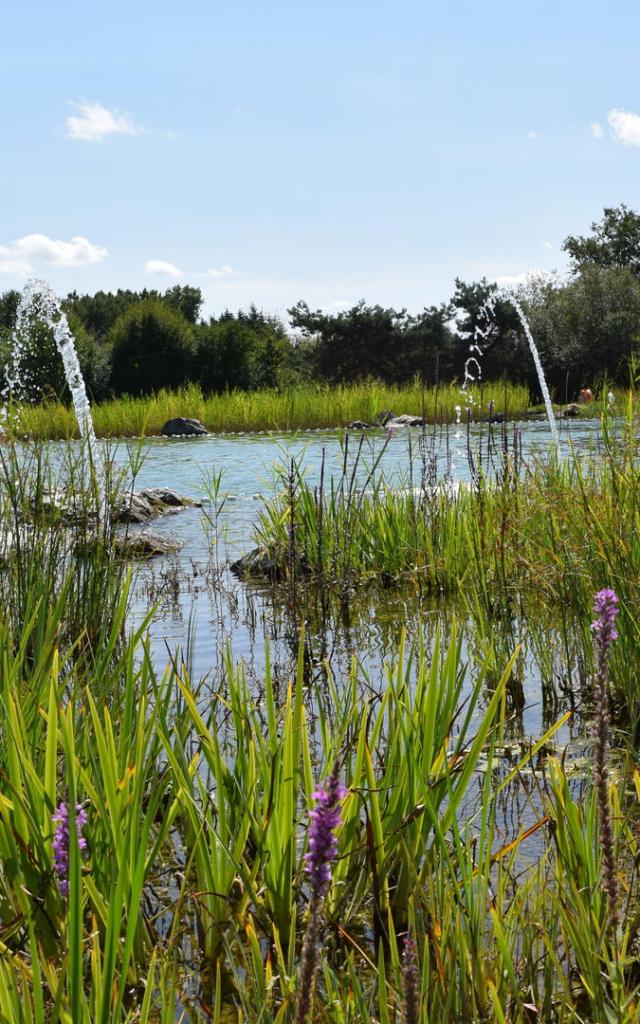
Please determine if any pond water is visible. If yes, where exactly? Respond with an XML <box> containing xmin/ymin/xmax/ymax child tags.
<box><xmin>94</xmin><ymin>416</ymin><xmax>605</xmax><ymax>753</ymax></box>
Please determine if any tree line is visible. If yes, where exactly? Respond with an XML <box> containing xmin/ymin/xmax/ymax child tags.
<box><xmin>2</xmin><ymin>204</ymin><xmax>640</xmax><ymax>405</ymax></box>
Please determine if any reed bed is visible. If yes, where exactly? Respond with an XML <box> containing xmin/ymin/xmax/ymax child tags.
<box><xmin>16</xmin><ymin>380</ymin><xmax>532</xmax><ymax>439</ymax></box>
<box><xmin>250</xmin><ymin>397</ymin><xmax>640</xmax><ymax>722</ymax></box>
<box><xmin>0</xmin><ymin>433</ymin><xmax>639</xmax><ymax>1022</ymax></box>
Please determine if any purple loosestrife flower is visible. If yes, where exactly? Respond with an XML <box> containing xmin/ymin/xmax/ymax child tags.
<box><xmin>591</xmin><ymin>588</ymin><xmax>619</xmax><ymax>935</ymax></box>
<box><xmin>295</xmin><ymin>763</ymin><xmax>345</xmax><ymax>1024</ymax></box>
<box><xmin>304</xmin><ymin>762</ymin><xmax>346</xmax><ymax>901</ymax></box>
<box><xmin>592</xmin><ymin>588</ymin><xmax>619</xmax><ymax>662</ymax></box>
<box><xmin>52</xmin><ymin>802</ymin><xmax>87</xmax><ymax>897</ymax></box>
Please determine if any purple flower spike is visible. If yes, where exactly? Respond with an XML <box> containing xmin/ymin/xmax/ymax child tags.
<box><xmin>592</xmin><ymin>588</ymin><xmax>619</xmax><ymax>652</ymax></box>
<box><xmin>52</xmin><ymin>802</ymin><xmax>88</xmax><ymax>897</ymax></box>
<box><xmin>304</xmin><ymin>763</ymin><xmax>345</xmax><ymax>901</ymax></box>
<box><xmin>591</xmin><ymin>587</ymin><xmax>620</xmax><ymax>936</ymax></box>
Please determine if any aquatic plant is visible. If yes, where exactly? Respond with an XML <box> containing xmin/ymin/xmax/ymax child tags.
<box><xmin>52</xmin><ymin>801</ymin><xmax>88</xmax><ymax>897</ymax></box>
<box><xmin>591</xmin><ymin>587</ymin><xmax>620</xmax><ymax>934</ymax></box>
<box><xmin>294</xmin><ymin>763</ymin><xmax>345</xmax><ymax>1024</ymax></box>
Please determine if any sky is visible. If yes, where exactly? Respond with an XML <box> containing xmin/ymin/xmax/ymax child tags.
<box><xmin>1</xmin><ymin>0</ymin><xmax>640</xmax><ymax>320</ymax></box>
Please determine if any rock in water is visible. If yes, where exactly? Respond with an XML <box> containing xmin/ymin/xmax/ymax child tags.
<box><xmin>385</xmin><ymin>414</ymin><xmax>425</xmax><ymax>429</ymax></box>
<box><xmin>230</xmin><ymin>547</ymin><xmax>281</xmax><ymax>580</ymax></box>
<box><xmin>112</xmin><ymin>488</ymin><xmax>200</xmax><ymax>524</ymax></box>
<box><xmin>161</xmin><ymin>417</ymin><xmax>208</xmax><ymax>436</ymax></box>
<box><xmin>114</xmin><ymin>532</ymin><xmax>181</xmax><ymax>559</ymax></box>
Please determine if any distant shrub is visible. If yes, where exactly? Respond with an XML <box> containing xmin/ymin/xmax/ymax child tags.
<box><xmin>110</xmin><ymin>300</ymin><xmax>195</xmax><ymax>396</ymax></box>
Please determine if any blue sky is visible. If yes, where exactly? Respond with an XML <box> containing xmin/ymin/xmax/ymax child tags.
<box><xmin>1</xmin><ymin>0</ymin><xmax>639</xmax><ymax>319</ymax></box>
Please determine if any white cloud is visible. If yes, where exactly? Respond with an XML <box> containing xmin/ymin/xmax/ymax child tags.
<box><xmin>541</xmin><ymin>241</ymin><xmax>553</xmax><ymax>250</ymax></box>
<box><xmin>65</xmin><ymin>101</ymin><xmax>141</xmax><ymax>142</ymax></box>
<box><xmin>0</xmin><ymin>234</ymin><xmax>107</xmax><ymax>275</ymax></box>
<box><xmin>328</xmin><ymin>300</ymin><xmax>352</xmax><ymax>309</ymax></box>
<box><xmin>527</xmin><ymin>129</ymin><xmax>540</xmax><ymax>140</ymax></box>
<box><xmin>591</xmin><ymin>121</ymin><xmax>604</xmax><ymax>139</ymax></box>
<box><xmin>204</xmin><ymin>265</ymin><xmax>238</xmax><ymax>278</ymax></box>
<box><xmin>145</xmin><ymin>259</ymin><xmax>184</xmax><ymax>279</ymax></box>
<box><xmin>607</xmin><ymin>107</ymin><xmax>640</xmax><ymax>146</ymax></box>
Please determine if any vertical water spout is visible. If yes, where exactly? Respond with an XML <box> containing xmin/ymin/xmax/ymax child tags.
<box><xmin>7</xmin><ymin>279</ymin><xmax>98</xmax><ymax>461</ymax></box>
<box><xmin>511</xmin><ymin>297</ymin><xmax>559</xmax><ymax>449</ymax></box>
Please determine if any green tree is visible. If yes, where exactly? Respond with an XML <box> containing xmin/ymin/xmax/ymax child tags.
<box><xmin>195</xmin><ymin>320</ymin><xmax>262</xmax><ymax>392</ymax></box>
<box><xmin>563</xmin><ymin>205</ymin><xmax>640</xmax><ymax>276</ymax></box>
<box><xmin>288</xmin><ymin>300</ymin><xmax>455</xmax><ymax>385</ymax></box>
<box><xmin>521</xmin><ymin>265</ymin><xmax>640</xmax><ymax>396</ymax></box>
<box><xmin>110</xmin><ymin>300</ymin><xmax>195</xmax><ymax>396</ymax></box>
<box><xmin>162</xmin><ymin>285</ymin><xmax>203</xmax><ymax>324</ymax></box>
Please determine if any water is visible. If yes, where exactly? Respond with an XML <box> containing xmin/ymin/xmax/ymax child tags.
<box><xmin>460</xmin><ymin>290</ymin><xmax>559</xmax><ymax>447</ymax></box>
<box><xmin>5</xmin><ymin>279</ymin><xmax>98</xmax><ymax>460</ymax></box>
<box><xmin>512</xmin><ymin>297</ymin><xmax>559</xmax><ymax>448</ymax></box>
<box><xmin>82</xmin><ymin>417</ymin><xmax>604</xmax><ymax>745</ymax></box>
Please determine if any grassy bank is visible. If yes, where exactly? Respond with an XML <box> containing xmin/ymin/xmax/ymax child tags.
<box><xmin>15</xmin><ymin>380</ymin><xmax>533</xmax><ymax>439</ymax></box>
<box><xmin>1</xmin><ymin>435</ymin><xmax>639</xmax><ymax>1022</ymax></box>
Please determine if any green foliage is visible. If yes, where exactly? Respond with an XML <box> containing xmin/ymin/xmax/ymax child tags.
<box><xmin>289</xmin><ymin>300</ymin><xmax>456</xmax><ymax>385</ymax></box>
<box><xmin>563</xmin><ymin>204</ymin><xmax>640</xmax><ymax>276</ymax></box>
<box><xmin>15</xmin><ymin>380</ymin><xmax>531</xmax><ymax>438</ymax></box>
<box><xmin>66</xmin><ymin>285</ymin><xmax>204</xmax><ymax>340</ymax></box>
<box><xmin>452</xmin><ymin>277</ymin><xmax>528</xmax><ymax>383</ymax></box>
<box><xmin>195</xmin><ymin>319</ymin><xmax>287</xmax><ymax>392</ymax></box>
<box><xmin>521</xmin><ymin>265</ymin><xmax>640</xmax><ymax>397</ymax></box>
<box><xmin>0</xmin><ymin>434</ymin><xmax>639</xmax><ymax>1021</ymax></box>
<box><xmin>110</xmin><ymin>299</ymin><xmax>195</xmax><ymax>396</ymax></box>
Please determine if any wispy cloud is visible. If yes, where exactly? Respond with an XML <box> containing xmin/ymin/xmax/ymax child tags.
<box><xmin>607</xmin><ymin>108</ymin><xmax>640</xmax><ymax>147</ymax></box>
<box><xmin>591</xmin><ymin>121</ymin><xmax>604</xmax><ymax>139</ymax></box>
<box><xmin>541</xmin><ymin>241</ymin><xmax>553</xmax><ymax>250</ymax></box>
<box><xmin>65</xmin><ymin>101</ymin><xmax>141</xmax><ymax>142</ymax></box>
<box><xmin>0</xmin><ymin>234</ymin><xmax>107</xmax><ymax>275</ymax></box>
<box><xmin>527</xmin><ymin>129</ymin><xmax>540</xmax><ymax>140</ymax></box>
<box><xmin>145</xmin><ymin>259</ymin><xmax>184</xmax><ymax>279</ymax></box>
<box><xmin>204</xmin><ymin>265</ymin><xmax>239</xmax><ymax>278</ymax></box>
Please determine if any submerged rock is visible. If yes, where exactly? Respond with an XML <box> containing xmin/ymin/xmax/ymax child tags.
<box><xmin>114</xmin><ymin>532</ymin><xmax>181</xmax><ymax>560</ymax></box>
<box><xmin>230</xmin><ymin>547</ymin><xmax>282</xmax><ymax>580</ymax></box>
<box><xmin>347</xmin><ymin>420</ymin><xmax>372</xmax><ymax>430</ymax></box>
<box><xmin>161</xmin><ymin>417</ymin><xmax>208</xmax><ymax>437</ymax></box>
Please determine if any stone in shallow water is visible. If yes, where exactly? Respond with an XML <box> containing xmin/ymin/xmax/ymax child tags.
<box><xmin>114</xmin><ymin>532</ymin><xmax>181</xmax><ymax>559</ymax></box>
<box><xmin>230</xmin><ymin>547</ymin><xmax>282</xmax><ymax>580</ymax></box>
<box><xmin>112</xmin><ymin>488</ymin><xmax>201</xmax><ymax>524</ymax></box>
<box><xmin>160</xmin><ymin>417</ymin><xmax>208</xmax><ymax>436</ymax></box>
<box><xmin>385</xmin><ymin>414</ymin><xmax>425</xmax><ymax>428</ymax></box>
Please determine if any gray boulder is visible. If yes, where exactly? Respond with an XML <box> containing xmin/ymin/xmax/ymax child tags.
<box><xmin>385</xmin><ymin>414</ymin><xmax>425</xmax><ymax>429</ymax></box>
<box><xmin>113</xmin><ymin>487</ymin><xmax>200</xmax><ymax>525</ymax></box>
<box><xmin>161</xmin><ymin>417</ymin><xmax>208</xmax><ymax>437</ymax></box>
